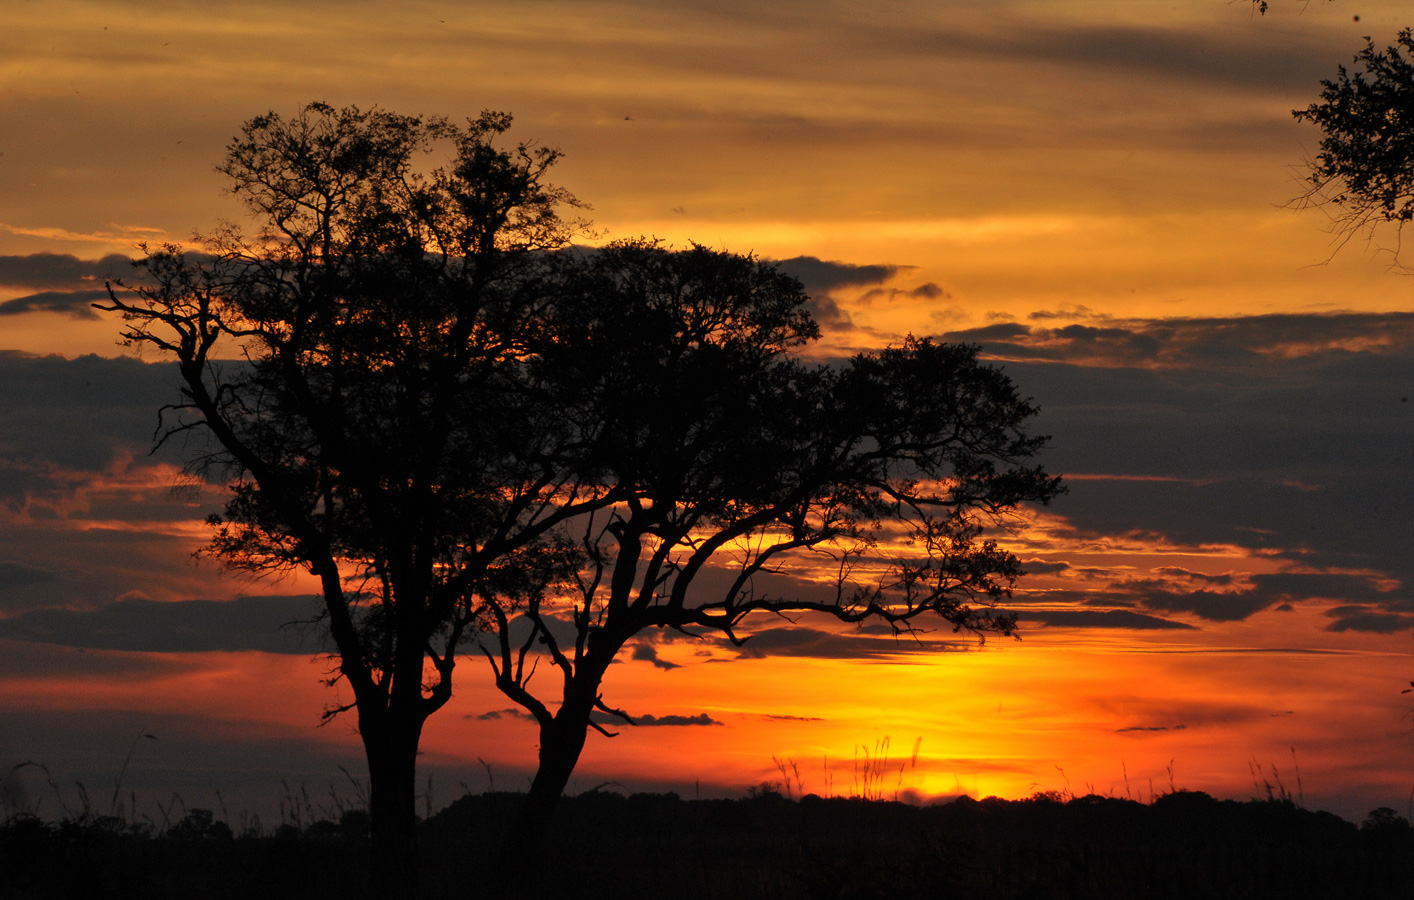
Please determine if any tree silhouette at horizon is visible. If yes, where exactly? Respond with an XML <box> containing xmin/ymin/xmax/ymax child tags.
<box><xmin>480</xmin><ymin>239</ymin><xmax>1063</xmax><ymax>862</ymax></box>
<box><xmin>100</xmin><ymin>102</ymin><xmax>1062</xmax><ymax>895</ymax></box>
<box><xmin>100</xmin><ymin>101</ymin><xmax>600</xmax><ymax>898</ymax></box>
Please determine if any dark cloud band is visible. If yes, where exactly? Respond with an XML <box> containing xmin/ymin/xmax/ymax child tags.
<box><xmin>0</xmin><ymin>252</ymin><xmax>132</xmax><ymax>291</ymax></box>
<box><xmin>0</xmin><ymin>289</ymin><xmax>109</xmax><ymax>319</ymax></box>
<box><xmin>0</xmin><ymin>595</ymin><xmax>326</xmax><ymax>654</ymax></box>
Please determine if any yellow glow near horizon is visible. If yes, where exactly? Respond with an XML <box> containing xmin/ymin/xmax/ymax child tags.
<box><xmin>400</xmin><ymin>602</ymin><xmax>1414</xmax><ymax>818</ymax></box>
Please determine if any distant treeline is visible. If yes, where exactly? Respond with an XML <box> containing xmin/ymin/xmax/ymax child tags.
<box><xmin>5</xmin><ymin>789</ymin><xmax>1413</xmax><ymax>899</ymax></box>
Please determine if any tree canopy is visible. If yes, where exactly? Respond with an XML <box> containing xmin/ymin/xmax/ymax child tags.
<box><xmin>1295</xmin><ymin>29</ymin><xmax>1414</xmax><ymax>259</ymax></box>
<box><xmin>483</xmin><ymin>239</ymin><xmax>1064</xmax><ymax>852</ymax></box>
<box><xmin>101</xmin><ymin>101</ymin><xmax>1063</xmax><ymax>890</ymax></box>
<box><xmin>100</xmin><ymin>101</ymin><xmax>596</xmax><ymax>897</ymax></box>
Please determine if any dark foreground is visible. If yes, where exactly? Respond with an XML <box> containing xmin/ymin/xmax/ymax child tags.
<box><xmin>4</xmin><ymin>790</ymin><xmax>1413</xmax><ymax>899</ymax></box>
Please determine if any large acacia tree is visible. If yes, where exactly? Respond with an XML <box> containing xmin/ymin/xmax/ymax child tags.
<box><xmin>486</xmin><ymin>240</ymin><xmax>1064</xmax><ymax>854</ymax></box>
<box><xmin>101</xmin><ymin>103</ymin><xmax>608</xmax><ymax>897</ymax></box>
<box><xmin>105</xmin><ymin>103</ymin><xmax>1062</xmax><ymax>889</ymax></box>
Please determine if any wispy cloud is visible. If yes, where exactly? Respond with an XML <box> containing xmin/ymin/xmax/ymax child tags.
<box><xmin>0</xmin><ymin>223</ymin><xmax>164</xmax><ymax>247</ymax></box>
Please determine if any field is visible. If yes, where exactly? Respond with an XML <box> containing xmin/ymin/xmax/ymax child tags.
<box><xmin>5</xmin><ymin>788</ymin><xmax>1413</xmax><ymax>899</ymax></box>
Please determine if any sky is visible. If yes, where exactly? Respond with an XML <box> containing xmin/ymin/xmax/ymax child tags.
<box><xmin>2</xmin><ymin>0</ymin><xmax>1413</xmax><ymax>827</ymax></box>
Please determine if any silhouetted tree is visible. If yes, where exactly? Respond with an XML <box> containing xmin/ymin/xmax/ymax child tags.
<box><xmin>1295</xmin><ymin>29</ymin><xmax>1414</xmax><ymax>259</ymax></box>
<box><xmin>485</xmin><ymin>240</ymin><xmax>1064</xmax><ymax>859</ymax></box>
<box><xmin>99</xmin><ymin>102</ymin><xmax>600</xmax><ymax>898</ymax></box>
<box><xmin>102</xmin><ymin>102</ymin><xmax>1062</xmax><ymax>892</ymax></box>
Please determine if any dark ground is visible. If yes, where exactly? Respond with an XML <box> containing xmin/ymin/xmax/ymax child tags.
<box><xmin>4</xmin><ymin>789</ymin><xmax>1413</xmax><ymax>899</ymax></box>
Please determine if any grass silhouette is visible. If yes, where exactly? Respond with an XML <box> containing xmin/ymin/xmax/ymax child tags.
<box><xmin>5</xmin><ymin>750</ymin><xmax>1414</xmax><ymax>899</ymax></box>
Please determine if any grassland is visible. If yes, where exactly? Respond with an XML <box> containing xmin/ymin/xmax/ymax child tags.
<box><xmin>4</xmin><ymin>786</ymin><xmax>1413</xmax><ymax>899</ymax></box>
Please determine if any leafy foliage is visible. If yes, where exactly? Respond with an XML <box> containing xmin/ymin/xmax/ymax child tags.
<box><xmin>1295</xmin><ymin>30</ymin><xmax>1414</xmax><ymax>256</ymax></box>
<box><xmin>103</xmin><ymin>103</ymin><xmax>590</xmax><ymax>719</ymax></box>
<box><xmin>99</xmin><ymin>101</ymin><xmax>594</xmax><ymax>895</ymax></box>
<box><xmin>480</xmin><ymin>240</ymin><xmax>1063</xmax><ymax>846</ymax></box>
<box><xmin>100</xmin><ymin>101</ymin><xmax>1063</xmax><ymax>869</ymax></box>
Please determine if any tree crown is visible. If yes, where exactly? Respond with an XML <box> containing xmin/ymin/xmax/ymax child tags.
<box><xmin>1295</xmin><ymin>30</ymin><xmax>1414</xmax><ymax>256</ymax></box>
<box><xmin>101</xmin><ymin>102</ymin><xmax>593</xmax><ymax>717</ymax></box>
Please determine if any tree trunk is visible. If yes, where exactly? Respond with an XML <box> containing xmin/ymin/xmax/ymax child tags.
<box><xmin>494</xmin><ymin>638</ymin><xmax>625</xmax><ymax>887</ymax></box>
<box><xmin>364</xmin><ymin>716</ymin><xmax>425</xmax><ymax>900</ymax></box>
<box><xmin>498</xmin><ymin>689</ymin><xmax>597</xmax><ymax>882</ymax></box>
<box><xmin>516</xmin><ymin>717</ymin><xmax>590</xmax><ymax>846</ymax></box>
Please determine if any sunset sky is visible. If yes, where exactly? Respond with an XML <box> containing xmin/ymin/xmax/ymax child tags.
<box><xmin>3</xmin><ymin>0</ymin><xmax>1413</xmax><ymax>826</ymax></box>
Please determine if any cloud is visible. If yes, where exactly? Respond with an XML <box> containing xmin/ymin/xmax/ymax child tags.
<box><xmin>0</xmin><ymin>561</ymin><xmax>55</xmax><ymax>589</ymax></box>
<box><xmin>0</xmin><ymin>252</ymin><xmax>133</xmax><ymax>291</ymax></box>
<box><xmin>990</xmin><ymin>316</ymin><xmax>1414</xmax><ymax>610</ymax></box>
<box><xmin>858</xmin><ymin>282</ymin><xmax>950</xmax><ymax>304</ymax></box>
<box><xmin>1127</xmin><ymin>587</ymin><xmax>1276</xmax><ymax>623</ymax></box>
<box><xmin>634</xmin><ymin>713</ymin><xmax>722</xmax><ymax>727</ymax></box>
<box><xmin>1137</xmin><ymin>572</ymin><xmax>1411</xmax><ymax>623</ymax></box>
<box><xmin>0</xmin><ymin>289</ymin><xmax>108</xmax><ymax>319</ymax></box>
<box><xmin>733</xmin><ymin>625</ymin><xmax>970</xmax><ymax>660</ymax></box>
<box><xmin>1153</xmin><ymin>567</ymin><xmax>1234</xmax><ymax>587</ymax></box>
<box><xmin>771</xmin><ymin>255</ymin><xmax>908</xmax><ymax>328</ymax></box>
<box><xmin>1014</xmin><ymin>24</ymin><xmax>1331</xmax><ymax>94</ymax></box>
<box><xmin>1024</xmin><ymin>569</ymin><xmax>1411</xmax><ymax>626</ymax></box>
<box><xmin>1029</xmin><ymin>305</ymin><xmax>1103</xmax><ymax>322</ymax></box>
<box><xmin>1019</xmin><ymin>559</ymin><xmax>1071</xmax><ymax>575</ymax></box>
<box><xmin>1247</xmin><ymin>573</ymin><xmax>1408</xmax><ymax>606</ymax></box>
<box><xmin>631</xmin><ymin>644</ymin><xmax>680</xmax><ymax>670</ymax></box>
<box><xmin>941</xmin><ymin>312</ymin><xmax>1414</xmax><ymax>368</ymax></box>
<box><xmin>771</xmin><ymin>256</ymin><xmax>899</xmax><ymax>293</ymax></box>
<box><xmin>0</xmin><ymin>636</ymin><xmax>195</xmax><ymax>679</ymax></box>
<box><xmin>887</xmin><ymin>20</ymin><xmax>1340</xmax><ymax>97</ymax></box>
<box><xmin>0</xmin><ymin>595</ymin><xmax>327</xmax><ymax>654</ymax></box>
<box><xmin>0</xmin><ymin>352</ymin><xmax>188</xmax><ymax>474</ymax></box>
<box><xmin>949</xmin><ymin>322</ymin><xmax>1031</xmax><ymax>342</ymax></box>
<box><xmin>1116</xmin><ymin>724</ymin><xmax>1188</xmax><ymax>733</ymax></box>
<box><xmin>1023</xmin><ymin>610</ymin><xmax>1195</xmax><ymax>630</ymax></box>
<box><xmin>0</xmin><ymin>307</ymin><xmax>1407</xmax><ymax>653</ymax></box>
<box><xmin>587</xmin><ymin>710</ymin><xmax>723</xmax><ymax>727</ymax></box>
<box><xmin>1046</xmin><ymin>477</ymin><xmax>1412</xmax><ymax>585</ymax></box>
<box><xmin>475</xmin><ymin>708</ymin><xmax>533</xmax><ymax>721</ymax></box>
<box><xmin>800</xmin><ymin>293</ymin><xmax>852</xmax><ymax>327</ymax></box>
<box><xmin>1324</xmin><ymin>606</ymin><xmax>1414</xmax><ymax>634</ymax></box>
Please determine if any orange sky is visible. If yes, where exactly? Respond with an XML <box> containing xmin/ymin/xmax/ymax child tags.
<box><xmin>2</xmin><ymin>0</ymin><xmax>1413</xmax><ymax>826</ymax></box>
